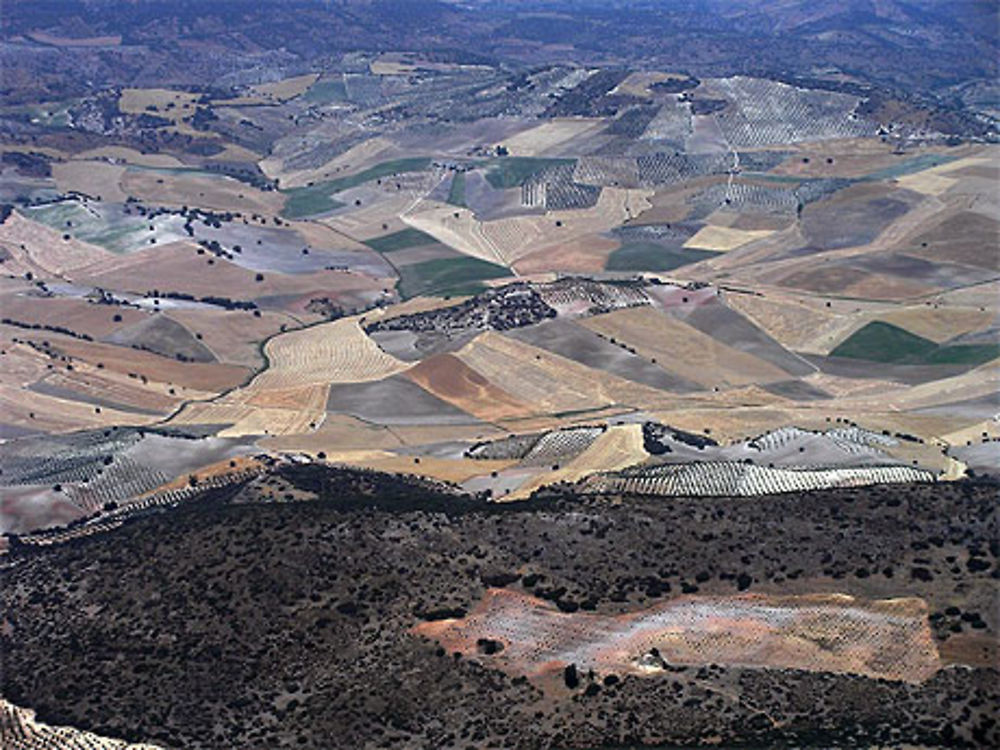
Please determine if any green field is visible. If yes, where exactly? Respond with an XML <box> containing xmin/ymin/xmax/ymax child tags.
<box><xmin>605</xmin><ymin>242</ymin><xmax>720</xmax><ymax>272</ymax></box>
<box><xmin>302</xmin><ymin>78</ymin><xmax>347</xmax><ymax>104</ymax></box>
<box><xmin>281</xmin><ymin>157</ymin><xmax>431</xmax><ymax>218</ymax></box>
<box><xmin>397</xmin><ymin>256</ymin><xmax>513</xmax><ymax>300</ymax></box>
<box><xmin>20</xmin><ymin>202</ymin><xmax>181</xmax><ymax>254</ymax></box>
<box><xmin>831</xmin><ymin>321</ymin><xmax>1000</xmax><ymax>366</ymax></box>
<box><xmin>483</xmin><ymin>157</ymin><xmax>575</xmax><ymax>189</ymax></box>
<box><xmin>362</xmin><ymin>227</ymin><xmax>439</xmax><ymax>253</ymax></box>
<box><xmin>862</xmin><ymin>154</ymin><xmax>959</xmax><ymax>181</ymax></box>
<box><xmin>447</xmin><ymin>172</ymin><xmax>467</xmax><ymax>207</ymax></box>
<box><xmin>280</xmin><ymin>186</ymin><xmax>346</xmax><ymax>219</ymax></box>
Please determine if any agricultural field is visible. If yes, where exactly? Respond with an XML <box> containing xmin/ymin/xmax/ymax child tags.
<box><xmin>1</xmin><ymin>6</ymin><xmax>998</xmax><ymax>744</ymax></box>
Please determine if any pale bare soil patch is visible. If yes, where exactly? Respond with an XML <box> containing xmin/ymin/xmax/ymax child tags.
<box><xmin>51</xmin><ymin>160</ymin><xmax>127</xmax><ymax>202</ymax></box>
<box><xmin>497</xmin><ymin>118</ymin><xmax>607</xmax><ymax>157</ymax></box>
<box><xmin>581</xmin><ymin>306</ymin><xmax>789</xmax><ymax>389</ymax></box>
<box><xmin>402</xmin><ymin>187</ymin><xmax>652</xmax><ymax>268</ymax></box>
<box><xmin>120</xmin><ymin>170</ymin><xmax>284</xmax><ymax>215</ymax></box>
<box><xmin>0</xmin><ymin>211</ymin><xmax>112</xmax><ymax>278</ymax></box>
<box><xmin>506</xmin><ymin>423</ymin><xmax>647</xmax><ymax>500</ymax></box>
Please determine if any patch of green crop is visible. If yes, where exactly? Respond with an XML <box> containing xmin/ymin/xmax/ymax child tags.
<box><xmin>302</xmin><ymin>78</ymin><xmax>347</xmax><ymax>103</ymax></box>
<box><xmin>396</xmin><ymin>256</ymin><xmax>512</xmax><ymax>300</ymax></box>
<box><xmin>280</xmin><ymin>157</ymin><xmax>431</xmax><ymax>218</ymax></box>
<box><xmin>447</xmin><ymin>172</ymin><xmax>466</xmax><ymax>207</ymax></box>
<box><xmin>605</xmin><ymin>241</ymin><xmax>719</xmax><ymax>272</ymax></box>
<box><xmin>830</xmin><ymin>322</ymin><xmax>937</xmax><ymax>363</ymax></box>
<box><xmin>862</xmin><ymin>154</ymin><xmax>959</xmax><ymax>181</ymax></box>
<box><xmin>362</xmin><ymin>227</ymin><xmax>439</xmax><ymax>253</ymax></box>
<box><xmin>923</xmin><ymin>344</ymin><xmax>1000</xmax><ymax>366</ymax></box>
<box><xmin>280</xmin><ymin>186</ymin><xmax>346</xmax><ymax>219</ymax></box>
<box><xmin>831</xmin><ymin>321</ymin><xmax>999</xmax><ymax>366</ymax></box>
<box><xmin>483</xmin><ymin>157</ymin><xmax>575</xmax><ymax>189</ymax></box>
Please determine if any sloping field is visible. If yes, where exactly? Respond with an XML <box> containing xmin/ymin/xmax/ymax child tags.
<box><xmin>51</xmin><ymin>160</ymin><xmax>127</xmax><ymax>202</ymax></box>
<box><xmin>251</xmin><ymin>317</ymin><xmax>407</xmax><ymax>390</ymax></box>
<box><xmin>894</xmin><ymin>156</ymin><xmax>995</xmax><ymax>195</ymax></box>
<box><xmin>0</xmin><ymin>292</ymin><xmax>149</xmax><ymax>340</ymax></box>
<box><xmin>401</xmin><ymin>187</ymin><xmax>653</xmax><ymax>268</ymax></box>
<box><xmin>831</xmin><ymin>322</ymin><xmax>1000</xmax><ymax>366</ymax></box>
<box><xmin>0</xmin><ymin>382</ymin><xmax>156</xmax><ymax>434</ymax></box>
<box><xmin>217</xmin><ymin>384</ymin><xmax>330</xmax><ymax>438</ymax></box>
<box><xmin>1</xmin><ymin>697</ymin><xmax>164</xmax><ymax>750</ymax></box>
<box><xmin>581</xmin><ymin>307</ymin><xmax>789</xmax><ymax>389</ymax></box>
<box><xmin>505</xmin><ymin>318</ymin><xmax>700</xmax><ymax>392</ymax></box>
<box><xmin>78</xmin><ymin>241</ymin><xmax>387</xmax><ymax>305</ymax></box>
<box><xmin>878</xmin><ymin>305</ymin><xmax>996</xmax><ymax>345</ymax></box>
<box><xmin>455</xmin><ymin>331</ymin><xmax>665</xmax><ymax>416</ymax></box>
<box><xmin>19</xmin><ymin>200</ymin><xmax>190</xmax><ymax>255</ymax></box>
<box><xmin>415</xmin><ymin>588</ymin><xmax>939</xmax><ymax>684</ymax></box>
<box><xmin>119</xmin><ymin>87</ymin><xmax>199</xmax><ymax>116</ymax></box>
<box><xmin>251</xmin><ymin>73</ymin><xmax>320</xmax><ymax>102</ymax></box>
<box><xmin>403</xmin><ymin>353</ymin><xmax>534</xmax><ymax>421</ymax></box>
<box><xmin>296</xmin><ymin>450</ymin><xmax>511</xmax><ymax>484</ymax></box>
<box><xmin>261</xmin><ymin>136</ymin><xmax>398</xmax><ymax>189</ymax></box>
<box><xmin>0</xmin><ymin>211</ymin><xmax>112</xmax><ymax>278</ymax></box>
<box><xmin>724</xmin><ymin>292</ymin><xmax>863</xmax><ymax>355</ymax></box>
<box><xmin>499</xmin><ymin>119</ymin><xmax>607</xmax><ymax>157</ymax></box>
<box><xmin>683</xmin><ymin>224</ymin><xmax>774</xmax><ymax>251</ymax></box>
<box><xmin>163</xmin><ymin>308</ymin><xmax>297</xmax><ymax>368</ymax></box>
<box><xmin>73</xmin><ymin>146</ymin><xmax>187</xmax><ymax>169</ymax></box>
<box><xmin>583</xmin><ymin>461</ymin><xmax>934</xmax><ymax>497</ymax></box>
<box><xmin>120</xmin><ymin>170</ymin><xmax>284</xmax><ymax>215</ymax></box>
<box><xmin>172</xmin><ymin>318</ymin><xmax>409</xmax><ymax>436</ymax></box>
<box><xmin>506</xmin><ymin>423</ymin><xmax>647</xmax><ymax>500</ymax></box>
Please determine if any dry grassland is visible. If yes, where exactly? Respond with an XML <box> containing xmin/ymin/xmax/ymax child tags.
<box><xmin>0</xmin><ymin>382</ymin><xmax>156</xmax><ymax>434</ymax></box>
<box><xmin>497</xmin><ymin>118</ymin><xmax>607</xmax><ymax>156</ymax></box>
<box><xmin>120</xmin><ymin>170</ymin><xmax>284</xmax><ymax>215</ymax></box>
<box><xmin>724</xmin><ymin>292</ymin><xmax>858</xmax><ymax>355</ymax></box>
<box><xmin>119</xmin><ymin>88</ymin><xmax>200</xmax><ymax>119</ymax></box>
<box><xmin>456</xmin><ymin>331</ymin><xmax>665</xmax><ymax>415</ymax></box>
<box><xmin>291</xmin><ymin>450</ymin><xmax>513</xmax><ymax>484</ymax></box>
<box><xmin>172</xmin><ymin>318</ymin><xmax>407</xmax><ymax>436</ymax></box>
<box><xmin>51</xmin><ymin>160</ymin><xmax>127</xmax><ymax>202</ymax></box>
<box><xmin>581</xmin><ymin>306</ymin><xmax>788</xmax><ymax>388</ymax></box>
<box><xmin>251</xmin><ymin>73</ymin><xmax>320</xmax><ymax>102</ymax></box>
<box><xmin>251</xmin><ymin>317</ymin><xmax>407</xmax><ymax>390</ymax></box>
<box><xmin>402</xmin><ymin>187</ymin><xmax>652</xmax><ymax>267</ymax></box>
<box><xmin>683</xmin><ymin>224</ymin><xmax>775</xmax><ymax>251</ymax></box>
<box><xmin>73</xmin><ymin>146</ymin><xmax>187</xmax><ymax>168</ymax></box>
<box><xmin>260</xmin><ymin>137</ymin><xmax>398</xmax><ymax>188</ymax></box>
<box><xmin>506</xmin><ymin>423</ymin><xmax>647</xmax><ymax>500</ymax></box>
<box><xmin>404</xmin><ymin>354</ymin><xmax>534</xmax><ymax>421</ymax></box>
<box><xmin>164</xmin><ymin>308</ymin><xmax>298</xmax><ymax>368</ymax></box>
<box><xmin>0</xmin><ymin>211</ymin><xmax>112</xmax><ymax>278</ymax></box>
<box><xmin>261</xmin><ymin>413</ymin><xmax>403</xmax><ymax>453</ymax></box>
<box><xmin>610</xmin><ymin>71</ymin><xmax>687</xmax><ymax>98</ymax></box>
